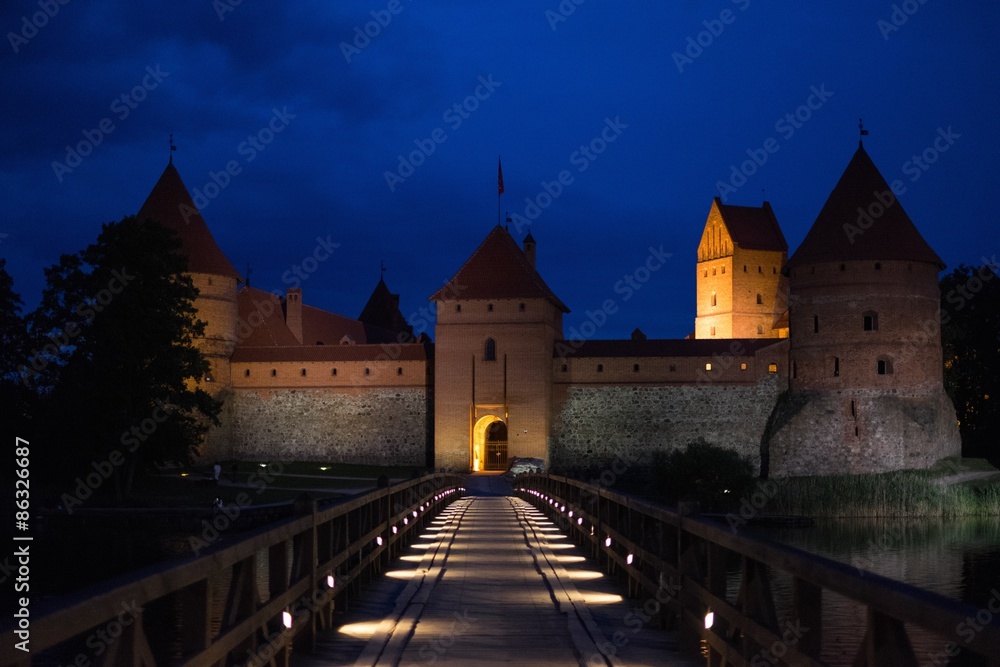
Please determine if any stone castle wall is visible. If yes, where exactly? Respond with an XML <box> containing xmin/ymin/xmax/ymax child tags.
<box><xmin>204</xmin><ymin>387</ymin><xmax>431</xmax><ymax>467</ymax></box>
<box><xmin>549</xmin><ymin>375</ymin><xmax>784</xmax><ymax>473</ymax></box>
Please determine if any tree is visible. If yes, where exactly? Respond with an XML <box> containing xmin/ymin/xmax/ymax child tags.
<box><xmin>940</xmin><ymin>263</ymin><xmax>1000</xmax><ymax>461</ymax></box>
<box><xmin>31</xmin><ymin>217</ymin><xmax>220</xmax><ymax>501</ymax></box>
<box><xmin>0</xmin><ymin>258</ymin><xmax>34</xmax><ymax>431</ymax></box>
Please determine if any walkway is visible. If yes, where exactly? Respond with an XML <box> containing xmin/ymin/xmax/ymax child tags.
<box><xmin>299</xmin><ymin>492</ymin><xmax>696</xmax><ymax>666</ymax></box>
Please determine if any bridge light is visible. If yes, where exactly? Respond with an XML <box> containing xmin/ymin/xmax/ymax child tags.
<box><xmin>404</xmin><ymin>517</ymin><xmax>409</xmax><ymax>525</ymax></box>
<box><xmin>577</xmin><ymin>517</ymin><xmax>583</xmax><ymax>525</ymax></box>
<box><xmin>376</xmin><ymin>536</ymin><xmax>383</xmax><ymax>546</ymax></box>
<box><xmin>605</xmin><ymin>536</ymin><xmax>612</xmax><ymax>548</ymax></box>
<box><xmin>413</xmin><ymin>510</ymin><xmax>418</xmax><ymax>517</ymax></box>
<box><xmin>392</xmin><ymin>525</ymin><xmax>398</xmax><ymax>534</ymax></box>
<box><xmin>568</xmin><ymin>510</ymin><xmax>573</xmax><ymax>518</ymax></box>
<box><xmin>282</xmin><ymin>611</ymin><xmax>293</xmax><ymax>629</ymax></box>
<box><xmin>705</xmin><ymin>611</ymin><xmax>714</xmax><ymax>629</ymax></box>
<box><xmin>327</xmin><ymin>574</ymin><xmax>335</xmax><ymax>588</ymax></box>
<box><xmin>626</xmin><ymin>553</ymin><xmax>634</xmax><ymax>565</ymax></box>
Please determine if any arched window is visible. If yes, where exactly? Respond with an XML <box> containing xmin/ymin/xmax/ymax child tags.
<box><xmin>332</xmin><ymin>368</ymin><xmax>337</xmax><ymax>376</ymax></box>
<box><xmin>486</xmin><ymin>421</ymin><xmax>507</xmax><ymax>442</ymax></box>
<box><xmin>244</xmin><ymin>369</ymin><xmax>250</xmax><ymax>377</ymax></box>
<box><xmin>834</xmin><ymin>357</ymin><xmax>840</xmax><ymax>377</ymax></box>
<box><xmin>669</xmin><ymin>363</ymin><xmax>677</xmax><ymax>372</ymax></box>
<box><xmin>456</xmin><ymin>304</ymin><xmax>462</xmax><ymax>313</ymax></box>
<box><xmin>711</xmin><ymin>292</ymin><xmax>717</xmax><ymax>307</ymax></box>
<box><xmin>757</xmin><ymin>325</ymin><xmax>764</xmax><ymax>335</ymax></box>
<box><xmin>712</xmin><ymin>268</ymin><xmax>717</xmax><ymax>276</ymax></box>
<box><xmin>519</xmin><ymin>303</ymin><xmax>526</xmax><ymax>312</ymax></box>
<box><xmin>633</xmin><ymin>364</ymin><xmax>640</xmax><ymax>372</ymax></box>
<box><xmin>271</xmin><ymin>369</ymin><xmax>277</xmax><ymax>377</ymax></box>
<box><xmin>484</xmin><ymin>338</ymin><xmax>496</xmax><ymax>361</ymax></box>
<box><xmin>487</xmin><ymin>303</ymin><xmax>494</xmax><ymax>312</ymax></box>
<box><xmin>596</xmin><ymin>364</ymin><xmax>604</xmax><ymax>372</ymax></box>
<box><xmin>813</xmin><ymin>315</ymin><xmax>819</xmax><ymax>333</ymax></box>
<box><xmin>721</xmin><ymin>266</ymin><xmax>726</xmax><ymax>274</ymax></box>
<box><xmin>561</xmin><ymin>364</ymin><xmax>568</xmax><ymax>372</ymax></box>
<box><xmin>863</xmin><ymin>311</ymin><xmax>879</xmax><ymax>331</ymax></box>
<box><xmin>756</xmin><ymin>293</ymin><xmax>763</xmax><ymax>305</ymax></box>
<box><xmin>397</xmin><ymin>367</ymin><xmax>403</xmax><ymax>376</ymax></box>
<box><xmin>301</xmin><ymin>368</ymin><xmax>307</xmax><ymax>376</ymax></box>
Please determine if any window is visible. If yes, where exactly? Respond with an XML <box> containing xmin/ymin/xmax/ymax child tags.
<box><xmin>365</xmin><ymin>367</ymin><xmax>371</xmax><ymax>376</ymax></box>
<box><xmin>271</xmin><ymin>369</ymin><xmax>277</xmax><ymax>377</ymax></box>
<box><xmin>758</xmin><ymin>266</ymin><xmax>762</xmax><ymax>273</ymax></box>
<box><xmin>721</xmin><ymin>266</ymin><xmax>726</xmax><ymax>274</ymax></box>
<box><xmin>456</xmin><ymin>304</ymin><xmax>461</xmax><ymax>313</ymax></box>
<box><xmin>834</xmin><ymin>357</ymin><xmax>840</xmax><ymax>377</ymax></box>
<box><xmin>813</xmin><ymin>315</ymin><xmax>819</xmax><ymax>333</ymax></box>
<box><xmin>710</xmin><ymin>326</ymin><xmax>716</xmax><ymax>336</ymax></box>
<box><xmin>397</xmin><ymin>367</ymin><xmax>403</xmax><ymax>376</ymax></box>
<box><xmin>561</xmin><ymin>364</ymin><xmax>568</xmax><ymax>372</ymax></box>
<box><xmin>703</xmin><ymin>270</ymin><xmax>708</xmax><ymax>277</ymax></box>
<box><xmin>244</xmin><ymin>369</ymin><xmax>250</xmax><ymax>377</ymax></box>
<box><xmin>705</xmin><ymin>363</ymin><xmax>712</xmax><ymax>371</ymax></box>
<box><xmin>743</xmin><ymin>265</ymin><xmax>747</xmax><ymax>272</ymax></box>
<box><xmin>877</xmin><ymin>358</ymin><xmax>893</xmax><ymax>375</ymax></box>
<box><xmin>633</xmin><ymin>364</ymin><xmax>640</xmax><ymax>372</ymax></box>
<box><xmin>850</xmin><ymin>399</ymin><xmax>856</xmax><ymax>417</ymax></box>
<box><xmin>863</xmin><ymin>311</ymin><xmax>879</xmax><ymax>331</ymax></box>
<box><xmin>756</xmin><ymin>293</ymin><xmax>763</xmax><ymax>305</ymax></box>
<box><xmin>773</xmin><ymin>267</ymin><xmax>777</xmax><ymax>274</ymax></box>
<box><xmin>487</xmin><ymin>303</ymin><xmax>494</xmax><ymax>312</ymax></box>
<box><xmin>711</xmin><ymin>292</ymin><xmax>717</xmax><ymax>307</ymax></box>
<box><xmin>712</xmin><ymin>268</ymin><xmax>717</xmax><ymax>276</ymax></box>
<box><xmin>519</xmin><ymin>303</ymin><xmax>526</xmax><ymax>312</ymax></box>
<box><xmin>332</xmin><ymin>368</ymin><xmax>337</xmax><ymax>376</ymax></box>
<box><xmin>597</xmin><ymin>364</ymin><xmax>604</xmax><ymax>372</ymax></box>
<box><xmin>757</xmin><ymin>325</ymin><xmax>764</xmax><ymax>334</ymax></box>
<box><xmin>767</xmin><ymin>363</ymin><xmax>778</xmax><ymax>374</ymax></box>
<box><xmin>740</xmin><ymin>362</ymin><xmax>747</xmax><ymax>371</ymax></box>
<box><xmin>840</xmin><ymin>263</ymin><xmax>846</xmax><ymax>271</ymax></box>
<box><xmin>669</xmin><ymin>363</ymin><xmax>677</xmax><ymax>372</ymax></box>
<box><xmin>484</xmin><ymin>338</ymin><xmax>496</xmax><ymax>361</ymax></box>
<box><xmin>875</xmin><ymin>262</ymin><xmax>882</xmax><ymax>271</ymax></box>
<box><xmin>301</xmin><ymin>368</ymin><xmax>307</xmax><ymax>377</ymax></box>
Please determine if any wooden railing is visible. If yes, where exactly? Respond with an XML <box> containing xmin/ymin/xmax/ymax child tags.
<box><xmin>0</xmin><ymin>474</ymin><xmax>465</xmax><ymax>667</ymax></box>
<box><xmin>515</xmin><ymin>474</ymin><xmax>1000</xmax><ymax>667</ymax></box>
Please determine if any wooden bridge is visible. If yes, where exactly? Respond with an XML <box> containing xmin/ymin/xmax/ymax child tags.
<box><xmin>2</xmin><ymin>473</ymin><xmax>998</xmax><ymax>666</ymax></box>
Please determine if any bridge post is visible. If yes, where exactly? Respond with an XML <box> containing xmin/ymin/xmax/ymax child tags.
<box><xmin>676</xmin><ymin>501</ymin><xmax>703</xmax><ymax>658</ymax></box>
<box><xmin>176</xmin><ymin>578</ymin><xmax>211</xmax><ymax>658</ymax></box>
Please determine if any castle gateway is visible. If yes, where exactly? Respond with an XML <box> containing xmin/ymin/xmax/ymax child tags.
<box><xmin>134</xmin><ymin>142</ymin><xmax>959</xmax><ymax>476</ymax></box>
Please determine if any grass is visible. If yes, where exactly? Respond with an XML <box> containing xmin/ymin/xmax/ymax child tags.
<box><xmin>766</xmin><ymin>460</ymin><xmax>1000</xmax><ymax>518</ymax></box>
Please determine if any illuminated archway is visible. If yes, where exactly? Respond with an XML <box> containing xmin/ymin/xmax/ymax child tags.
<box><xmin>472</xmin><ymin>415</ymin><xmax>507</xmax><ymax>472</ymax></box>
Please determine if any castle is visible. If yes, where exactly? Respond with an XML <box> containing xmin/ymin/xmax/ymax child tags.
<box><xmin>133</xmin><ymin>140</ymin><xmax>960</xmax><ymax>477</ymax></box>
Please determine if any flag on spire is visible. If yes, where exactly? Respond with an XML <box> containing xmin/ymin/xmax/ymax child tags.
<box><xmin>498</xmin><ymin>157</ymin><xmax>505</xmax><ymax>196</ymax></box>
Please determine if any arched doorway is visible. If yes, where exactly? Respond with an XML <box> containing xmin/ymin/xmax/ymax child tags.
<box><xmin>472</xmin><ymin>415</ymin><xmax>508</xmax><ymax>472</ymax></box>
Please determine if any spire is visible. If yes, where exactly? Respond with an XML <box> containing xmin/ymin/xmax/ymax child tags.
<box><xmin>169</xmin><ymin>134</ymin><xmax>176</xmax><ymax>164</ymax></box>
<box><xmin>137</xmin><ymin>162</ymin><xmax>241</xmax><ymax>279</ymax></box>
<box><xmin>858</xmin><ymin>118</ymin><xmax>869</xmax><ymax>148</ymax></box>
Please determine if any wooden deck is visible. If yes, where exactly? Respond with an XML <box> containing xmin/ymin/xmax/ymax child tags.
<box><xmin>299</xmin><ymin>496</ymin><xmax>697</xmax><ymax>666</ymax></box>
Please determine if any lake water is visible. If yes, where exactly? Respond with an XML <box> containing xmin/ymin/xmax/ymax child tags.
<box><xmin>746</xmin><ymin>517</ymin><xmax>1000</xmax><ymax>666</ymax></box>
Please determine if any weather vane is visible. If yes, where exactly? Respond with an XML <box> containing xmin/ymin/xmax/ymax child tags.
<box><xmin>245</xmin><ymin>262</ymin><xmax>252</xmax><ymax>287</ymax></box>
<box><xmin>169</xmin><ymin>134</ymin><xmax>177</xmax><ymax>163</ymax></box>
<box><xmin>858</xmin><ymin>118</ymin><xmax>869</xmax><ymax>146</ymax></box>
<box><xmin>380</xmin><ymin>260</ymin><xmax>386</xmax><ymax>279</ymax></box>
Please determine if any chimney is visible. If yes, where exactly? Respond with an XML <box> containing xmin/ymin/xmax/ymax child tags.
<box><xmin>286</xmin><ymin>287</ymin><xmax>303</xmax><ymax>343</ymax></box>
<box><xmin>523</xmin><ymin>231</ymin><xmax>536</xmax><ymax>268</ymax></box>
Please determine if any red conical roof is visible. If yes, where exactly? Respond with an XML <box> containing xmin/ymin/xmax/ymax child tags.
<box><xmin>429</xmin><ymin>225</ymin><xmax>568</xmax><ymax>311</ymax></box>
<box><xmin>136</xmin><ymin>162</ymin><xmax>241</xmax><ymax>279</ymax></box>
<box><xmin>786</xmin><ymin>145</ymin><xmax>943</xmax><ymax>269</ymax></box>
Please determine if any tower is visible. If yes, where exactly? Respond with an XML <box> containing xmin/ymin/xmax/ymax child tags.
<box><xmin>136</xmin><ymin>162</ymin><xmax>240</xmax><ymax>395</ymax></box>
<box><xmin>431</xmin><ymin>227</ymin><xmax>567</xmax><ymax>471</ymax></box>
<box><xmin>764</xmin><ymin>143</ymin><xmax>960</xmax><ymax>476</ymax></box>
<box><xmin>694</xmin><ymin>198</ymin><xmax>788</xmax><ymax>339</ymax></box>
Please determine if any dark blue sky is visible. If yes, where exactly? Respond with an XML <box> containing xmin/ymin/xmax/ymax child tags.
<box><xmin>2</xmin><ymin>1</ymin><xmax>996</xmax><ymax>340</ymax></box>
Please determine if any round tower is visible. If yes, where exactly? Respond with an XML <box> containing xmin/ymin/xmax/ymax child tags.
<box><xmin>765</xmin><ymin>143</ymin><xmax>960</xmax><ymax>476</ymax></box>
<box><xmin>136</xmin><ymin>161</ymin><xmax>240</xmax><ymax>395</ymax></box>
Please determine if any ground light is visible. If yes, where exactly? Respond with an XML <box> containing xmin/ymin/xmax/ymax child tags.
<box><xmin>282</xmin><ymin>611</ymin><xmax>293</xmax><ymax>629</ymax></box>
<box><xmin>705</xmin><ymin>611</ymin><xmax>714</xmax><ymax>629</ymax></box>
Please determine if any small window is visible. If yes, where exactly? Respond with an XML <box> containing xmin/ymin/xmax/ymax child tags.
<box><xmin>710</xmin><ymin>326</ymin><xmax>716</xmax><ymax>336</ymax></box>
<box><xmin>597</xmin><ymin>364</ymin><xmax>603</xmax><ymax>372</ymax></box>
<box><xmin>840</xmin><ymin>263</ymin><xmax>846</xmax><ymax>271</ymax></box>
<box><xmin>365</xmin><ymin>367</ymin><xmax>371</xmax><ymax>376</ymax></box>
<box><xmin>712</xmin><ymin>268</ymin><xmax>717</xmax><ymax>276</ymax></box>
<box><xmin>863</xmin><ymin>311</ymin><xmax>879</xmax><ymax>331</ymax></box>
<box><xmin>834</xmin><ymin>357</ymin><xmax>840</xmax><ymax>377</ymax></box>
<box><xmin>519</xmin><ymin>303</ymin><xmax>526</xmax><ymax>312</ymax></box>
<box><xmin>773</xmin><ymin>267</ymin><xmax>777</xmax><ymax>274</ymax></box>
<box><xmin>768</xmin><ymin>363</ymin><xmax>778</xmax><ymax>374</ymax></box>
<box><xmin>208</xmin><ymin>277</ymin><xmax>213</xmax><ymax>286</ymax></box>
<box><xmin>743</xmin><ymin>265</ymin><xmax>747</xmax><ymax>272</ymax></box>
<box><xmin>271</xmin><ymin>369</ymin><xmax>277</xmax><ymax>377</ymax></box>
<box><xmin>855</xmin><ymin>426</ymin><xmax>859</xmax><ymax>437</ymax></box>
<box><xmin>740</xmin><ymin>362</ymin><xmax>747</xmax><ymax>371</ymax></box>
<box><xmin>703</xmin><ymin>270</ymin><xmax>708</xmax><ymax>277</ymax></box>
<box><xmin>705</xmin><ymin>363</ymin><xmax>712</xmax><ymax>371</ymax></box>
<box><xmin>244</xmin><ymin>369</ymin><xmax>250</xmax><ymax>377</ymax></box>
<box><xmin>487</xmin><ymin>303</ymin><xmax>494</xmax><ymax>312</ymax></box>
<box><xmin>484</xmin><ymin>338</ymin><xmax>496</xmax><ymax>362</ymax></box>
<box><xmin>332</xmin><ymin>368</ymin><xmax>337</xmax><ymax>376</ymax></box>
<box><xmin>758</xmin><ymin>266</ymin><xmax>762</xmax><ymax>273</ymax></box>
<box><xmin>561</xmin><ymin>364</ymin><xmax>568</xmax><ymax>372</ymax></box>
<box><xmin>721</xmin><ymin>266</ymin><xmax>726</xmax><ymax>274</ymax></box>
<box><xmin>851</xmin><ymin>399</ymin><xmax>856</xmax><ymax>417</ymax></box>
<box><xmin>633</xmin><ymin>364</ymin><xmax>640</xmax><ymax>372</ymax></box>
<box><xmin>456</xmin><ymin>304</ymin><xmax>461</xmax><ymax>313</ymax></box>
<box><xmin>875</xmin><ymin>262</ymin><xmax>882</xmax><ymax>271</ymax></box>
<box><xmin>711</xmin><ymin>292</ymin><xmax>717</xmax><ymax>307</ymax></box>
<box><xmin>669</xmin><ymin>363</ymin><xmax>677</xmax><ymax>372</ymax></box>
<box><xmin>757</xmin><ymin>325</ymin><xmax>764</xmax><ymax>335</ymax></box>
<box><xmin>756</xmin><ymin>293</ymin><xmax>763</xmax><ymax>305</ymax></box>
<box><xmin>877</xmin><ymin>358</ymin><xmax>893</xmax><ymax>375</ymax></box>
<box><xmin>397</xmin><ymin>367</ymin><xmax>403</xmax><ymax>376</ymax></box>
<box><xmin>301</xmin><ymin>368</ymin><xmax>307</xmax><ymax>377</ymax></box>
<box><xmin>813</xmin><ymin>315</ymin><xmax>819</xmax><ymax>333</ymax></box>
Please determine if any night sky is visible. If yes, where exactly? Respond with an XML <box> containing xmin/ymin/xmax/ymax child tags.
<box><xmin>2</xmin><ymin>1</ymin><xmax>996</xmax><ymax>340</ymax></box>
